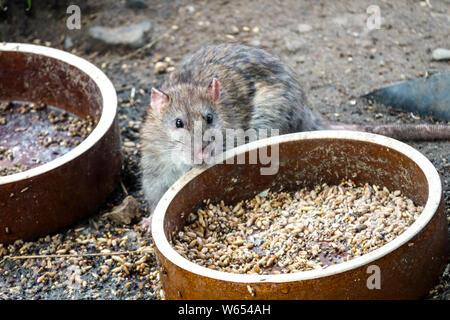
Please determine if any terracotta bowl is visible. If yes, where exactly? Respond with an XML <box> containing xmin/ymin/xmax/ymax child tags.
<box><xmin>0</xmin><ymin>43</ymin><xmax>121</xmax><ymax>244</ymax></box>
<box><xmin>151</xmin><ymin>130</ymin><xmax>448</xmax><ymax>299</ymax></box>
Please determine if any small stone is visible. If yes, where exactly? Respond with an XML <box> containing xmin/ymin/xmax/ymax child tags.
<box><xmin>154</xmin><ymin>61</ymin><xmax>168</xmax><ymax>74</ymax></box>
<box><xmin>102</xmin><ymin>195</ymin><xmax>142</xmax><ymax>225</ymax></box>
<box><xmin>230</xmin><ymin>26</ymin><xmax>240</xmax><ymax>35</ymax></box>
<box><xmin>64</xmin><ymin>36</ymin><xmax>73</xmax><ymax>49</ymax></box>
<box><xmin>88</xmin><ymin>22</ymin><xmax>152</xmax><ymax>48</ymax></box>
<box><xmin>124</xmin><ymin>141</ymin><xmax>136</xmax><ymax>148</ymax></box>
<box><xmin>164</xmin><ymin>56</ymin><xmax>173</xmax><ymax>64</ymax></box>
<box><xmin>431</xmin><ymin>48</ymin><xmax>450</xmax><ymax>61</ymax></box>
<box><xmin>249</xmin><ymin>39</ymin><xmax>261</xmax><ymax>47</ymax></box>
<box><xmin>332</xmin><ymin>16</ymin><xmax>348</xmax><ymax>26</ymax></box>
<box><xmin>295</xmin><ymin>55</ymin><xmax>306</xmax><ymax>63</ymax></box>
<box><xmin>186</xmin><ymin>5</ymin><xmax>195</xmax><ymax>13</ymax></box>
<box><xmin>284</xmin><ymin>38</ymin><xmax>305</xmax><ymax>52</ymax></box>
<box><xmin>298</xmin><ymin>23</ymin><xmax>312</xmax><ymax>33</ymax></box>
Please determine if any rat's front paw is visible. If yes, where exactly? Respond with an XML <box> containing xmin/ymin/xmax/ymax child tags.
<box><xmin>140</xmin><ymin>216</ymin><xmax>152</xmax><ymax>233</ymax></box>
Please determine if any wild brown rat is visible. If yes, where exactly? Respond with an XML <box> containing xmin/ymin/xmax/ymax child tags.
<box><xmin>140</xmin><ymin>44</ymin><xmax>325</xmax><ymax>215</ymax></box>
<box><xmin>140</xmin><ymin>43</ymin><xmax>449</xmax><ymax>227</ymax></box>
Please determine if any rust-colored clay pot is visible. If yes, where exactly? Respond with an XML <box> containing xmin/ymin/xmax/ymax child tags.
<box><xmin>0</xmin><ymin>43</ymin><xmax>121</xmax><ymax>244</ymax></box>
<box><xmin>152</xmin><ymin>131</ymin><xmax>448</xmax><ymax>299</ymax></box>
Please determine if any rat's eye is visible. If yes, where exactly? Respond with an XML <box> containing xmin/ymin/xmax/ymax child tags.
<box><xmin>175</xmin><ymin>118</ymin><xmax>184</xmax><ymax>128</ymax></box>
<box><xmin>206</xmin><ymin>113</ymin><xmax>213</xmax><ymax>124</ymax></box>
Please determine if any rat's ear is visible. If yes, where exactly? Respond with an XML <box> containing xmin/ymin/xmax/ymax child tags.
<box><xmin>150</xmin><ymin>88</ymin><xmax>169</xmax><ymax>113</ymax></box>
<box><xmin>207</xmin><ymin>78</ymin><xmax>220</xmax><ymax>102</ymax></box>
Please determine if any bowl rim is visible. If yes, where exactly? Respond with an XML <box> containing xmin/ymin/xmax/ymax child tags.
<box><xmin>0</xmin><ymin>42</ymin><xmax>117</xmax><ymax>185</ymax></box>
<box><xmin>152</xmin><ymin>130</ymin><xmax>442</xmax><ymax>283</ymax></box>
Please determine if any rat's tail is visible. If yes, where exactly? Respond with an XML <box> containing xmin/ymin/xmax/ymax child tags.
<box><xmin>328</xmin><ymin>123</ymin><xmax>450</xmax><ymax>140</ymax></box>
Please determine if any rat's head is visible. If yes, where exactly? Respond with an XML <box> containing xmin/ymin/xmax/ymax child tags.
<box><xmin>150</xmin><ymin>78</ymin><xmax>226</xmax><ymax>166</ymax></box>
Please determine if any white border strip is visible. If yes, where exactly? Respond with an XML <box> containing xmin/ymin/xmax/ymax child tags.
<box><xmin>152</xmin><ymin>130</ymin><xmax>442</xmax><ymax>283</ymax></box>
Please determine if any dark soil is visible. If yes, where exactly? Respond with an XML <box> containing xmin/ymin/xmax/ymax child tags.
<box><xmin>0</xmin><ymin>0</ymin><xmax>448</xmax><ymax>299</ymax></box>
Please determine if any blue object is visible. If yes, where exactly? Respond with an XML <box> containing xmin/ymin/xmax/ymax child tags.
<box><xmin>362</xmin><ymin>72</ymin><xmax>450</xmax><ymax>121</ymax></box>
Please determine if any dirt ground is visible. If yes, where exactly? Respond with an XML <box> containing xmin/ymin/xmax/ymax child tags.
<box><xmin>0</xmin><ymin>0</ymin><xmax>449</xmax><ymax>299</ymax></box>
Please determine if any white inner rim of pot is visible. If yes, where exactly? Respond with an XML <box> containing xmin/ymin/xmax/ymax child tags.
<box><xmin>152</xmin><ymin>130</ymin><xmax>442</xmax><ymax>283</ymax></box>
<box><xmin>0</xmin><ymin>42</ymin><xmax>117</xmax><ymax>185</ymax></box>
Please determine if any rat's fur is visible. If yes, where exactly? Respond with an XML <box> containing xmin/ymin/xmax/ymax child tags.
<box><xmin>140</xmin><ymin>43</ymin><xmax>325</xmax><ymax>218</ymax></box>
<box><xmin>140</xmin><ymin>43</ymin><xmax>450</xmax><ymax>228</ymax></box>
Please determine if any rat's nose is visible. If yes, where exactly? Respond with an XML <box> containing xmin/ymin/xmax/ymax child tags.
<box><xmin>195</xmin><ymin>150</ymin><xmax>204</xmax><ymax>162</ymax></box>
<box><xmin>195</xmin><ymin>142</ymin><xmax>212</xmax><ymax>163</ymax></box>
<box><xmin>202</xmin><ymin>141</ymin><xmax>210</xmax><ymax>150</ymax></box>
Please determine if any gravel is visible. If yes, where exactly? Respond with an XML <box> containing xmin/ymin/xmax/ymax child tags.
<box><xmin>0</xmin><ymin>218</ymin><xmax>161</xmax><ymax>300</ymax></box>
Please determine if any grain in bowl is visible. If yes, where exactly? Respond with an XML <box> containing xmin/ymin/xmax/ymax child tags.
<box><xmin>171</xmin><ymin>180</ymin><xmax>423</xmax><ymax>274</ymax></box>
